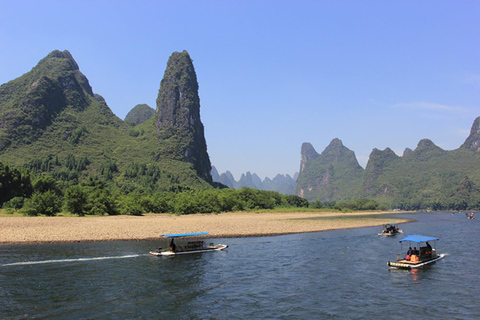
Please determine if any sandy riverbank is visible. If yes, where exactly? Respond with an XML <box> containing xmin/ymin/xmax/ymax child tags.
<box><xmin>0</xmin><ymin>211</ymin><xmax>412</xmax><ymax>244</ymax></box>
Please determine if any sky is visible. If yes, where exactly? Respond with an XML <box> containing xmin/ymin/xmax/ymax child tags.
<box><xmin>1</xmin><ymin>1</ymin><xmax>479</xmax><ymax>180</ymax></box>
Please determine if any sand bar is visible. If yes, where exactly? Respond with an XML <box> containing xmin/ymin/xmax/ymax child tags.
<box><xmin>0</xmin><ymin>211</ymin><xmax>411</xmax><ymax>244</ymax></box>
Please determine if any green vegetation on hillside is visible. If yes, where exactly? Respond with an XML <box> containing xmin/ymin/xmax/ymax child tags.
<box><xmin>0</xmin><ymin>50</ymin><xmax>93</xmax><ymax>151</ymax></box>
<box><xmin>0</xmin><ymin>50</ymin><xmax>212</xmax><ymax>193</ymax></box>
<box><xmin>2</xmin><ymin>161</ymin><xmax>393</xmax><ymax>216</ymax></box>
<box><xmin>296</xmin><ymin>139</ymin><xmax>364</xmax><ymax>202</ymax></box>
<box><xmin>297</xmin><ymin>132</ymin><xmax>480</xmax><ymax>210</ymax></box>
<box><xmin>1</xmin><ymin>160</ymin><xmax>312</xmax><ymax>215</ymax></box>
<box><xmin>124</xmin><ymin>104</ymin><xmax>155</xmax><ymax>126</ymax></box>
<box><xmin>362</xmin><ymin>144</ymin><xmax>480</xmax><ymax>210</ymax></box>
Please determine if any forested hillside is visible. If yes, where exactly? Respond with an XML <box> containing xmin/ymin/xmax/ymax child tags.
<box><xmin>296</xmin><ymin>116</ymin><xmax>480</xmax><ymax>210</ymax></box>
<box><xmin>0</xmin><ymin>50</ymin><xmax>210</xmax><ymax>192</ymax></box>
<box><xmin>0</xmin><ymin>50</ymin><xmax>311</xmax><ymax>216</ymax></box>
<box><xmin>296</xmin><ymin>139</ymin><xmax>363</xmax><ymax>202</ymax></box>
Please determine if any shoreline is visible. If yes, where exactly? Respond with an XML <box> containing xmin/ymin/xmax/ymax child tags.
<box><xmin>0</xmin><ymin>211</ymin><xmax>413</xmax><ymax>245</ymax></box>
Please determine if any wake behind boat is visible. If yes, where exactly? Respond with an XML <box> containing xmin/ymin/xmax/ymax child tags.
<box><xmin>149</xmin><ymin>232</ymin><xmax>228</xmax><ymax>256</ymax></box>
<box><xmin>387</xmin><ymin>234</ymin><xmax>444</xmax><ymax>269</ymax></box>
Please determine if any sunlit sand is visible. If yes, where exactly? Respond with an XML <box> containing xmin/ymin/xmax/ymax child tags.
<box><xmin>0</xmin><ymin>211</ymin><xmax>411</xmax><ymax>244</ymax></box>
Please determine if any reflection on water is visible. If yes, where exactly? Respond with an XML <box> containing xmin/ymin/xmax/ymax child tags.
<box><xmin>411</xmin><ymin>267</ymin><xmax>420</xmax><ymax>282</ymax></box>
<box><xmin>388</xmin><ymin>265</ymin><xmax>425</xmax><ymax>283</ymax></box>
<box><xmin>0</xmin><ymin>212</ymin><xmax>479</xmax><ymax>319</ymax></box>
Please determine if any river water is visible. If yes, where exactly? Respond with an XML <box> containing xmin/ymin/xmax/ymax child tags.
<box><xmin>0</xmin><ymin>212</ymin><xmax>478</xmax><ymax>319</ymax></box>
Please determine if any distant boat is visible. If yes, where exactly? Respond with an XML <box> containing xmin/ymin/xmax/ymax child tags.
<box><xmin>387</xmin><ymin>234</ymin><xmax>444</xmax><ymax>269</ymax></box>
<box><xmin>149</xmin><ymin>232</ymin><xmax>228</xmax><ymax>256</ymax></box>
<box><xmin>378</xmin><ymin>223</ymin><xmax>403</xmax><ymax>236</ymax></box>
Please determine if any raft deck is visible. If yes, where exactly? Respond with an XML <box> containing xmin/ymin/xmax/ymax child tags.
<box><xmin>388</xmin><ymin>254</ymin><xmax>444</xmax><ymax>269</ymax></box>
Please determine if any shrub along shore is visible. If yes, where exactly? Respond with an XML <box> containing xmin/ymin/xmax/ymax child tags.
<box><xmin>2</xmin><ymin>161</ymin><xmax>389</xmax><ymax>217</ymax></box>
<box><xmin>0</xmin><ymin>211</ymin><xmax>411</xmax><ymax>244</ymax></box>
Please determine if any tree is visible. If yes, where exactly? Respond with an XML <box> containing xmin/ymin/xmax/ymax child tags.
<box><xmin>65</xmin><ymin>185</ymin><xmax>88</xmax><ymax>216</ymax></box>
<box><xmin>311</xmin><ymin>200</ymin><xmax>323</xmax><ymax>209</ymax></box>
<box><xmin>3</xmin><ymin>197</ymin><xmax>25</xmax><ymax>210</ymax></box>
<box><xmin>284</xmin><ymin>195</ymin><xmax>309</xmax><ymax>208</ymax></box>
<box><xmin>33</xmin><ymin>175</ymin><xmax>59</xmax><ymax>194</ymax></box>
<box><xmin>87</xmin><ymin>188</ymin><xmax>117</xmax><ymax>215</ymax></box>
<box><xmin>117</xmin><ymin>192</ymin><xmax>143</xmax><ymax>215</ymax></box>
<box><xmin>173</xmin><ymin>191</ymin><xmax>199</xmax><ymax>214</ymax></box>
<box><xmin>22</xmin><ymin>190</ymin><xmax>61</xmax><ymax>216</ymax></box>
<box><xmin>0</xmin><ymin>162</ymin><xmax>33</xmax><ymax>205</ymax></box>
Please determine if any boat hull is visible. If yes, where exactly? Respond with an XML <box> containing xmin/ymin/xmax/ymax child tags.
<box><xmin>378</xmin><ymin>230</ymin><xmax>403</xmax><ymax>236</ymax></box>
<box><xmin>150</xmin><ymin>244</ymin><xmax>228</xmax><ymax>256</ymax></box>
<box><xmin>387</xmin><ymin>254</ymin><xmax>445</xmax><ymax>269</ymax></box>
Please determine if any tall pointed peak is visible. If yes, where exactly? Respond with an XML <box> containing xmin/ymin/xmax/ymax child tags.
<box><xmin>300</xmin><ymin>142</ymin><xmax>319</xmax><ymax>173</ymax></box>
<box><xmin>461</xmin><ymin>116</ymin><xmax>480</xmax><ymax>152</ymax></box>
<box><xmin>156</xmin><ymin>50</ymin><xmax>200</xmax><ymax>129</ymax></box>
<box><xmin>301</xmin><ymin>142</ymin><xmax>319</xmax><ymax>161</ymax></box>
<box><xmin>155</xmin><ymin>50</ymin><xmax>211</xmax><ymax>182</ymax></box>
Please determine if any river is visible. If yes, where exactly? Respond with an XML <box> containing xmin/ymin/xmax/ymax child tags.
<box><xmin>1</xmin><ymin>212</ymin><xmax>478</xmax><ymax>319</ymax></box>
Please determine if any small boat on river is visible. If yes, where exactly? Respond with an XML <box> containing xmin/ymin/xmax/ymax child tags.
<box><xmin>387</xmin><ymin>234</ymin><xmax>445</xmax><ymax>269</ymax></box>
<box><xmin>378</xmin><ymin>223</ymin><xmax>403</xmax><ymax>236</ymax></box>
<box><xmin>149</xmin><ymin>232</ymin><xmax>228</xmax><ymax>256</ymax></box>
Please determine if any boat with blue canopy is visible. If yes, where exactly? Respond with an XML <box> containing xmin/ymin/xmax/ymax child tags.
<box><xmin>149</xmin><ymin>232</ymin><xmax>228</xmax><ymax>256</ymax></box>
<box><xmin>387</xmin><ymin>234</ymin><xmax>445</xmax><ymax>269</ymax></box>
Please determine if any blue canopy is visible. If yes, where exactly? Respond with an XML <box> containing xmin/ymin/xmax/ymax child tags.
<box><xmin>161</xmin><ymin>232</ymin><xmax>209</xmax><ymax>238</ymax></box>
<box><xmin>399</xmin><ymin>234</ymin><xmax>439</xmax><ymax>243</ymax></box>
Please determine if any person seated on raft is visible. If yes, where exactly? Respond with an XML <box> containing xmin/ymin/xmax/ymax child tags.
<box><xmin>406</xmin><ymin>247</ymin><xmax>413</xmax><ymax>260</ymax></box>
<box><xmin>408</xmin><ymin>247</ymin><xmax>420</xmax><ymax>262</ymax></box>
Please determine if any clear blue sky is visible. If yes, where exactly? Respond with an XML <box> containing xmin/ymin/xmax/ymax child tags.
<box><xmin>1</xmin><ymin>1</ymin><xmax>479</xmax><ymax>180</ymax></box>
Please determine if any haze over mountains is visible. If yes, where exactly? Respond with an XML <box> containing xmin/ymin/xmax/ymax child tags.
<box><xmin>211</xmin><ymin>166</ymin><xmax>298</xmax><ymax>195</ymax></box>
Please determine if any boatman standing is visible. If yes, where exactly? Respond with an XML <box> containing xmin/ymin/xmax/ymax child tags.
<box><xmin>169</xmin><ymin>238</ymin><xmax>176</xmax><ymax>252</ymax></box>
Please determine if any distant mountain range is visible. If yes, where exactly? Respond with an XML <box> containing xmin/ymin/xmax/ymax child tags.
<box><xmin>211</xmin><ymin>166</ymin><xmax>298</xmax><ymax>195</ymax></box>
<box><xmin>296</xmin><ymin>116</ymin><xmax>480</xmax><ymax>209</ymax></box>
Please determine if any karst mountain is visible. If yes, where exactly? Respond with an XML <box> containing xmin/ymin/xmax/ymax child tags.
<box><xmin>0</xmin><ymin>50</ymin><xmax>213</xmax><ymax>189</ymax></box>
